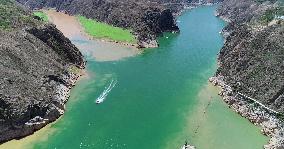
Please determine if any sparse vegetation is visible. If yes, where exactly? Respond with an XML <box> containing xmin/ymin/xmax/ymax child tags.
<box><xmin>68</xmin><ymin>65</ymin><xmax>81</xmax><ymax>74</ymax></box>
<box><xmin>77</xmin><ymin>16</ymin><xmax>137</xmax><ymax>43</ymax></box>
<box><xmin>254</xmin><ymin>0</ymin><xmax>278</xmax><ymax>4</ymax></box>
<box><xmin>260</xmin><ymin>7</ymin><xmax>284</xmax><ymax>24</ymax></box>
<box><xmin>33</xmin><ymin>11</ymin><xmax>49</xmax><ymax>22</ymax></box>
<box><xmin>0</xmin><ymin>0</ymin><xmax>38</xmax><ymax>30</ymax></box>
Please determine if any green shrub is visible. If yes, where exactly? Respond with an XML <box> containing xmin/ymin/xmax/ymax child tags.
<box><xmin>33</xmin><ymin>11</ymin><xmax>49</xmax><ymax>22</ymax></box>
<box><xmin>0</xmin><ymin>0</ymin><xmax>39</xmax><ymax>30</ymax></box>
<box><xmin>260</xmin><ymin>7</ymin><xmax>284</xmax><ymax>24</ymax></box>
<box><xmin>68</xmin><ymin>65</ymin><xmax>81</xmax><ymax>74</ymax></box>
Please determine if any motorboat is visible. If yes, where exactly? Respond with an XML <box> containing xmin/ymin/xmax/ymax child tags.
<box><xmin>96</xmin><ymin>99</ymin><xmax>103</xmax><ymax>104</ymax></box>
<box><xmin>181</xmin><ymin>141</ymin><xmax>195</xmax><ymax>149</ymax></box>
<box><xmin>95</xmin><ymin>79</ymin><xmax>117</xmax><ymax>104</ymax></box>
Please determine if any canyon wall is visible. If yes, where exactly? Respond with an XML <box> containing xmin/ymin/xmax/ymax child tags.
<box><xmin>0</xmin><ymin>0</ymin><xmax>84</xmax><ymax>142</ymax></box>
<box><xmin>16</xmin><ymin>0</ymin><xmax>183</xmax><ymax>48</ymax></box>
<box><xmin>216</xmin><ymin>0</ymin><xmax>284</xmax><ymax>112</ymax></box>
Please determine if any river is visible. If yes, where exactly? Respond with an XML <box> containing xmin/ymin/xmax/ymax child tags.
<box><xmin>0</xmin><ymin>5</ymin><xmax>268</xmax><ymax>149</ymax></box>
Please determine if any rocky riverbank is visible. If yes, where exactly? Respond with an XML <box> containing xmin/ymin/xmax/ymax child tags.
<box><xmin>215</xmin><ymin>0</ymin><xmax>284</xmax><ymax>113</ymax></box>
<box><xmin>7</xmin><ymin>68</ymin><xmax>85</xmax><ymax>143</ymax></box>
<box><xmin>0</xmin><ymin>26</ymin><xmax>85</xmax><ymax>143</ymax></box>
<box><xmin>16</xmin><ymin>0</ymin><xmax>181</xmax><ymax>48</ymax></box>
<box><xmin>16</xmin><ymin>0</ymin><xmax>225</xmax><ymax>48</ymax></box>
<box><xmin>0</xmin><ymin>0</ymin><xmax>85</xmax><ymax>143</ymax></box>
<box><xmin>210</xmin><ymin>0</ymin><xmax>284</xmax><ymax>148</ymax></box>
<box><xmin>209</xmin><ymin>76</ymin><xmax>284</xmax><ymax>148</ymax></box>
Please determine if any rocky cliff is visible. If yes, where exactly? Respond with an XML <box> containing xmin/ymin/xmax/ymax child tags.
<box><xmin>0</xmin><ymin>0</ymin><xmax>84</xmax><ymax>142</ymax></box>
<box><xmin>16</xmin><ymin>0</ymin><xmax>183</xmax><ymax>48</ymax></box>
<box><xmin>16</xmin><ymin>0</ymin><xmax>226</xmax><ymax>48</ymax></box>
<box><xmin>215</xmin><ymin>0</ymin><xmax>284</xmax><ymax>112</ymax></box>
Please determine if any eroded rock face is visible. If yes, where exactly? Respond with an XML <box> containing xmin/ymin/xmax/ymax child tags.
<box><xmin>16</xmin><ymin>0</ymin><xmax>225</xmax><ymax>47</ymax></box>
<box><xmin>16</xmin><ymin>0</ymin><xmax>182</xmax><ymax>48</ymax></box>
<box><xmin>0</xmin><ymin>1</ymin><xmax>84</xmax><ymax>143</ymax></box>
<box><xmin>216</xmin><ymin>0</ymin><xmax>284</xmax><ymax>113</ymax></box>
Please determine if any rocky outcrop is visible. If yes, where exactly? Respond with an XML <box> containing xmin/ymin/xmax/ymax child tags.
<box><xmin>16</xmin><ymin>0</ymin><xmax>226</xmax><ymax>48</ymax></box>
<box><xmin>216</xmin><ymin>0</ymin><xmax>284</xmax><ymax>113</ymax></box>
<box><xmin>17</xmin><ymin>0</ymin><xmax>182</xmax><ymax>48</ymax></box>
<box><xmin>0</xmin><ymin>0</ymin><xmax>84</xmax><ymax>143</ymax></box>
<box><xmin>210</xmin><ymin>76</ymin><xmax>284</xmax><ymax>148</ymax></box>
<box><xmin>212</xmin><ymin>0</ymin><xmax>284</xmax><ymax>148</ymax></box>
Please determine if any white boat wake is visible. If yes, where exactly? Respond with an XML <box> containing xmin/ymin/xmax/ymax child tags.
<box><xmin>95</xmin><ymin>79</ymin><xmax>117</xmax><ymax>104</ymax></box>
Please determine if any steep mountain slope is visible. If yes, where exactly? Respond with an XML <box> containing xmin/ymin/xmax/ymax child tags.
<box><xmin>17</xmin><ymin>0</ymin><xmax>182</xmax><ymax>48</ymax></box>
<box><xmin>216</xmin><ymin>0</ymin><xmax>284</xmax><ymax>112</ymax></box>
<box><xmin>210</xmin><ymin>1</ymin><xmax>284</xmax><ymax>147</ymax></box>
<box><xmin>16</xmin><ymin>0</ymin><xmax>225</xmax><ymax>47</ymax></box>
<box><xmin>0</xmin><ymin>0</ymin><xmax>84</xmax><ymax>142</ymax></box>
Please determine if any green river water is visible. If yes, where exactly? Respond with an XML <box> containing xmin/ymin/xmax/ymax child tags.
<box><xmin>6</xmin><ymin>6</ymin><xmax>269</xmax><ymax>149</ymax></box>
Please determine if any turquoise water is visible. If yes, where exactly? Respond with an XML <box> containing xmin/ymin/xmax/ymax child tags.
<box><xmin>30</xmin><ymin>6</ymin><xmax>268</xmax><ymax>149</ymax></box>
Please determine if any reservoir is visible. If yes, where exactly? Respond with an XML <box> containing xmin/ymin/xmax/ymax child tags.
<box><xmin>0</xmin><ymin>5</ymin><xmax>268</xmax><ymax>149</ymax></box>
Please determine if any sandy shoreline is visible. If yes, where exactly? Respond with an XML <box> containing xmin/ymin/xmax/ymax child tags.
<box><xmin>209</xmin><ymin>76</ymin><xmax>284</xmax><ymax>148</ymax></box>
<box><xmin>0</xmin><ymin>9</ymin><xmax>142</xmax><ymax>148</ymax></box>
<box><xmin>0</xmin><ymin>9</ymin><xmax>140</xmax><ymax>148</ymax></box>
<box><xmin>45</xmin><ymin>10</ymin><xmax>139</xmax><ymax>49</ymax></box>
<box><xmin>0</xmin><ymin>119</ymin><xmax>58</xmax><ymax>149</ymax></box>
<box><xmin>45</xmin><ymin>10</ymin><xmax>141</xmax><ymax>62</ymax></box>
